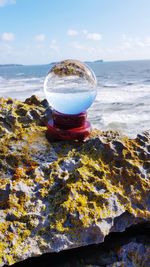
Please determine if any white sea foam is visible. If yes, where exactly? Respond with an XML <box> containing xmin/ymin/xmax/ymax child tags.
<box><xmin>0</xmin><ymin>77</ymin><xmax>45</xmax><ymax>99</ymax></box>
<box><xmin>0</xmin><ymin>61</ymin><xmax>150</xmax><ymax>137</ymax></box>
<box><xmin>96</xmin><ymin>84</ymin><xmax>150</xmax><ymax>104</ymax></box>
<box><xmin>88</xmin><ymin>83</ymin><xmax>150</xmax><ymax>137</ymax></box>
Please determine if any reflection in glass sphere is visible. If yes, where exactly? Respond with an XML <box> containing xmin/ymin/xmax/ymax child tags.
<box><xmin>44</xmin><ymin>59</ymin><xmax>97</xmax><ymax>115</ymax></box>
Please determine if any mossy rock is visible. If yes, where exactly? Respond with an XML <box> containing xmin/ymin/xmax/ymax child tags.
<box><xmin>0</xmin><ymin>95</ymin><xmax>149</xmax><ymax>267</ymax></box>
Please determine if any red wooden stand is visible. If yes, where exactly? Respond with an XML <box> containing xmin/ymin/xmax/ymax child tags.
<box><xmin>46</xmin><ymin>111</ymin><xmax>91</xmax><ymax>141</ymax></box>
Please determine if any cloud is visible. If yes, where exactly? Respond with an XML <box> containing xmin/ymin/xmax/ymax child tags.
<box><xmin>0</xmin><ymin>0</ymin><xmax>16</xmax><ymax>7</ymax></box>
<box><xmin>35</xmin><ymin>34</ymin><xmax>45</xmax><ymax>42</ymax></box>
<box><xmin>1</xmin><ymin>32</ymin><xmax>15</xmax><ymax>41</ymax></box>
<box><xmin>67</xmin><ymin>29</ymin><xmax>78</xmax><ymax>36</ymax></box>
<box><xmin>86</xmin><ymin>32</ymin><xmax>102</xmax><ymax>41</ymax></box>
<box><xmin>67</xmin><ymin>29</ymin><xmax>102</xmax><ymax>40</ymax></box>
<box><xmin>83</xmin><ymin>30</ymin><xmax>102</xmax><ymax>41</ymax></box>
<box><xmin>135</xmin><ymin>40</ymin><xmax>145</xmax><ymax>48</ymax></box>
<box><xmin>145</xmin><ymin>37</ymin><xmax>150</xmax><ymax>46</ymax></box>
<box><xmin>121</xmin><ymin>34</ymin><xmax>149</xmax><ymax>49</ymax></box>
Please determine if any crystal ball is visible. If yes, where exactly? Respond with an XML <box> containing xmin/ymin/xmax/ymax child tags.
<box><xmin>44</xmin><ymin>59</ymin><xmax>97</xmax><ymax>115</ymax></box>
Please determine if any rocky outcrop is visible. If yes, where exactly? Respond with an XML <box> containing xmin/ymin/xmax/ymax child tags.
<box><xmin>0</xmin><ymin>96</ymin><xmax>149</xmax><ymax>266</ymax></box>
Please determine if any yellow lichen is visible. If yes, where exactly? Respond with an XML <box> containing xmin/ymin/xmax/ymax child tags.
<box><xmin>0</xmin><ymin>96</ymin><xmax>149</xmax><ymax>266</ymax></box>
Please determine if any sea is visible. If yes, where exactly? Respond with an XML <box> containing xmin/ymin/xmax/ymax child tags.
<box><xmin>0</xmin><ymin>59</ymin><xmax>150</xmax><ymax>138</ymax></box>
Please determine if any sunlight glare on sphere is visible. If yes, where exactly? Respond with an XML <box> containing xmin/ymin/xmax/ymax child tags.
<box><xmin>44</xmin><ymin>59</ymin><xmax>97</xmax><ymax>115</ymax></box>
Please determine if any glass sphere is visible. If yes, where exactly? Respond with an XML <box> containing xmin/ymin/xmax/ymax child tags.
<box><xmin>44</xmin><ymin>59</ymin><xmax>97</xmax><ymax>115</ymax></box>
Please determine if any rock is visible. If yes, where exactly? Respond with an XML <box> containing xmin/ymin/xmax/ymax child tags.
<box><xmin>6</xmin><ymin>99</ymin><xmax>13</xmax><ymax>105</ymax></box>
<box><xmin>0</xmin><ymin>95</ymin><xmax>49</xmax><ymax>138</ymax></box>
<box><xmin>15</xmin><ymin>107</ymin><xmax>28</xmax><ymax>116</ymax></box>
<box><xmin>24</xmin><ymin>95</ymin><xmax>42</xmax><ymax>106</ymax></box>
<box><xmin>0</xmin><ymin>182</ymin><xmax>10</xmax><ymax>209</ymax></box>
<box><xmin>41</xmin><ymin>99</ymin><xmax>49</xmax><ymax>108</ymax></box>
<box><xmin>0</xmin><ymin>96</ymin><xmax>149</xmax><ymax>267</ymax></box>
<box><xmin>43</xmin><ymin>107</ymin><xmax>53</xmax><ymax>122</ymax></box>
<box><xmin>115</xmin><ymin>241</ymin><xmax>150</xmax><ymax>267</ymax></box>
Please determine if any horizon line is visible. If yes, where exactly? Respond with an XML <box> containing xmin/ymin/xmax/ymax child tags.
<box><xmin>1</xmin><ymin>58</ymin><xmax>150</xmax><ymax>66</ymax></box>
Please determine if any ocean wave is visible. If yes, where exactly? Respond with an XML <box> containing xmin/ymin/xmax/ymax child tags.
<box><xmin>0</xmin><ymin>76</ymin><xmax>45</xmax><ymax>100</ymax></box>
<box><xmin>143</xmin><ymin>79</ymin><xmax>150</xmax><ymax>83</ymax></box>
<box><xmin>11</xmin><ymin>77</ymin><xmax>44</xmax><ymax>82</ymax></box>
<box><xmin>0</xmin><ymin>61</ymin><xmax>150</xmax><ymax>138</ymax></box>
<box><xmin>16</xmin><ymin>73</ymin><xmax>24</xmax><ymax>76</ymax></box>
<box><xmin>90</xmin><ymin>117</ymin><xmax>150</xmax><ymax>138</ymax></box>
<box><xmin>0</xmin><ymin>76</ymin><xmax>4</xmax><ymax>81</ymax></box>
<box><xmin>0</xmin><ymin>77</ymin><xmax>43</xmax><ymax>87</ymax></box>
<box><xmin>102</xmin><ymin>83</ymin><xmax>119</xmax><ymax>88</ymax></box>
<box><xmin>123</xmin><ymin>81</ymin><xmax>135</xmax><ymax>86</ymax></box>
<box><xmin>96</xmin><ymin>88</ymin><xmax>150</xmax><ymax>104</ymax></box>
<box><xmin>101</xmin><ymin>80</ymin><xmax>141</xmax><ymax>88</ymax></box>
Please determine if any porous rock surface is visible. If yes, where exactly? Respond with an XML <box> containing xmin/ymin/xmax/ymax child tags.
<box><xmin>0</xmin><ymin>96</ymin><xmax>149</xmax><ymax>266</ymax></box>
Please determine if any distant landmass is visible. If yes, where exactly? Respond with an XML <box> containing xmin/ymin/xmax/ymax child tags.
<box><xmin>94</xmin><ymin>59</ymin><xmax>103</xmax><ymax>63</ymax></box>
<box><xmin>0</xmin><ymin>64</ymin><xmax>23</xmax><ymax>67</ymax></box>
<box><xmin>0</xmin><ymin>61</ymin><xmax>103</xmax><ymax>67</ymax></box>
<box><xmin>85</xmin><ymin>60</ymin><xmax>103</xmax><ymax>64</ymax></box>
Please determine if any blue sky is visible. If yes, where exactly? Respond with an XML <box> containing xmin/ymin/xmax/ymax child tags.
<box><xmin>0</xmin><ymin>0</ymin><xmax>150</xmax><ymax>64</ymax></box>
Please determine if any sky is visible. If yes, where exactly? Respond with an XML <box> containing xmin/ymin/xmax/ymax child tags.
<box><xmin>0</xmin><ymin>0</ymin><xmax>150</xmax><ymax>65</ymax></box>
